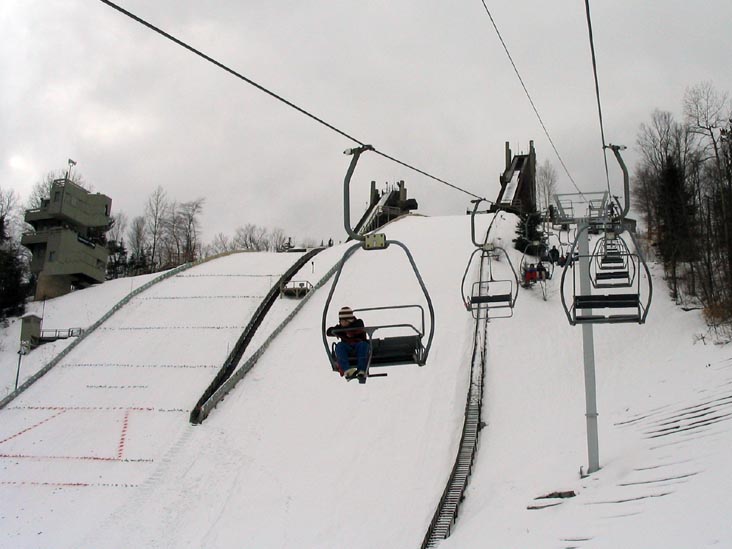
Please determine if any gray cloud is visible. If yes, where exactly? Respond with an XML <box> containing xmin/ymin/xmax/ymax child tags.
<box><xmin>2</xmin><ymin>0</ymin><xmax>731</xmax><ymax>244</ymax></box>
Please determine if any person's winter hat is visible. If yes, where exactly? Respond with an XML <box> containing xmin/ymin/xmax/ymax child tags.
<box><xmin>339</xmin><ymin>306</ymin><xmax>355</xmax><ymax>321</ymax></box>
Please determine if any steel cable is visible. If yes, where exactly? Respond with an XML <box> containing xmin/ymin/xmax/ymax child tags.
<box><xmin>97</xmin><ymin>0</ymin><xmax>485</xmax><ymax>200</ymax></box>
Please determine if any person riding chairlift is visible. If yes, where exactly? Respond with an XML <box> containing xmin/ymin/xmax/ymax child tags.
<box><xmin>536</xmin><ymin>262</ymin><xmax>548</xmax><ymax>281</ymax></box>
<box><xmin>326</xmin><ymin>306</ymin><xmax>369</xmax><ymax>381</ymax></box>
<box><xmin>523</xmin><ymin>263</ymin><xmax>538</xmax><ymax>286</ymax></box>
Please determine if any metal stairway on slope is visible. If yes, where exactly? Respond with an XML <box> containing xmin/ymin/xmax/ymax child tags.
<box><xmin>421</xmin><ymin>251</ymin><xmax>490</xmax><ymax>547</ymax></box>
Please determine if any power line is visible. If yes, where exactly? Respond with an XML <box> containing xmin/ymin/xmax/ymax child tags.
<box><xmin>478</xmin><ymin>0</ymin><xmax>586</xmax><ymax>199</ymax></box>
<box><xmin>96</xmin><ymin>0</ymin><xmax>484</xmax><ymax>200</ymax></box>
<box><xmin>583</xmin><ymin>0</ymin><xmax>612</xmax><ymax>194</ymax></box>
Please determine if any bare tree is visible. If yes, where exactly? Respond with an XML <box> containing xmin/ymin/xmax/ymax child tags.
<box><xmin>144</xmin><ymin>186</ymin><xmax>168</xmax><ymax>270</ymax></box>
<box><xmin>635</xmin><ymin>110</ymin><xmax>696</xmax><ymax>224</ymax></box>
<box><xmin>684</xmin><ymin>83</ymin><xmax>732</xmax><ymax>282</ymax></box>
<box><xmin>127</xmin><ymin>215</ymin><xmax>148</xmax><ymax>269</ymax></box>
<box><xmin>108</xmin><ymin>211</ymin><xmax>128</xmax><ymax>245</ymax></box>
<box><xmin>267</xmin><ymin>227</ymin><xmax>288</xmax><ymax>252</ymax></box>
<box><xmin>179</xmin><ymin>198</ymin><xmax>205</xmax><ymax>262</ymax></box>
<box><xmin>233</xmin><ymin>224</ymin><xmax>269</xmax><ymax>251</ymax></box>
<box><xmin>535</xmin><ymin>159</ymin><xmax>557</xmax><ymax>211</ymax></box>
<box><xmin>160</xmin><ymin>200</ymin><xmax>183</xmax><ymax>266</ymax></box>
<box><xmin>205</xmin><ymin>233</ymin><xmax>233</xmax><ymax>256</ymax></box>
<box><xmin>0</xmin><ymin>186</ymin><xmax>21</xmax><ymax>242</ymax></box>
<box><xmin>26</xmin><ymin>170</ymin><xmax>89</xmax><ymax>209</ymax></box>
<box><xmin>0</xmin><ymin>186</ymin><xmax>19</xmax><ymax>218</ymax></box>
<box><xmin>684</xmin><ymin>81</ymin><xmax>730</xmax><ymax>175</ymax></box>
<box><xmin>637</xmin><ymin>111</ymin><xmax>669</xmax><ymax>172</ymax></box>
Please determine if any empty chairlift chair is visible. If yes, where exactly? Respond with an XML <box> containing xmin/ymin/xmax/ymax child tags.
<box><xmin>590</xmin><ymin>234</ymin><xmax>635</xmax><ymax>289</ymax></box>
<box><xmin>460</xmin><ymin>199</ymin><xmax>519</xmax><ymax>319</ymax></box>
<box><xmin>280</xmin><ymin>280</ymin><xmax>313</xmax><ymax>298</ymax></box>
<box><xmin>560</xmin><ymin>226</ymin><xmax>652</xmax><ymax>325</ymax></box>
<box><xmin>462</xmin><ymin>245</ymin><xmax>519</xmax><ymax>319</ymax></box>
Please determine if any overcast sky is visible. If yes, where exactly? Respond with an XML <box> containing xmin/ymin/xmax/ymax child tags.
<box><xmin>2</xmin><ymin>1</ymin><xmax>731</xmax><ymax>244</ymax></box>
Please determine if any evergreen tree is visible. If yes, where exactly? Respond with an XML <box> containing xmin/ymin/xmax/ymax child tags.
<box><xmin>656</xmin><ymin>155</ymin><xmax>696</xmax><ymax>298</ymax></box>
<box><xmin>513</xmin><ymin>212</ymin><xmax>545</xmax><ymax>256</ymax></box>
<box><xmin>0</xmin><ymin>216</ymin><xmax>27</xmax><ymax>318</ymax></box>
<box><xmin>106</xmin><ymin>239</ymin><xmax>128</xmax><ymax>279</ymax></box>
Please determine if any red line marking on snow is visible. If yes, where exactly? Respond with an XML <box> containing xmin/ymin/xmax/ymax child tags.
<box><xmin>0</xmin><ymin>453</ymin><xmax>153</xmax><ymax>463</ymax></box>
<box><xmin>117</xmin><ymin>410</ymin><xmax>130</xmax><ymax>459</ymax></box>
<box><xmin>0</xmin><ymin>410</ymin><xmax>66</xmax><ymax>445</ymax></box>
<box><xmin>5</xmin><ymin>405</ymin><xmax>187</xmax><ymax>413</ymax></box>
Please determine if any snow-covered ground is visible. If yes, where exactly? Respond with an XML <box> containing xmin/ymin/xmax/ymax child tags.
<box><xmin>1</xmin><ymin>213</ymin><xmax>730</xmax><ymax>548</ymax></box>
<box><xmin>1</xmin><ymin>271</ymin><xmax>161</xmax><ymax>397</ymax></box>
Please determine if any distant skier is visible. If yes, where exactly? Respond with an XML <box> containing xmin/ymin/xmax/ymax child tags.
<box><xmin>549</xmin><ymin>246</ymin><xmax>560</xmax><ymax>264</ymax></box>
<box><xmin>326</xmin><ymin>306</ymin><xmax>369</xmax><ymax>381</ymax></box>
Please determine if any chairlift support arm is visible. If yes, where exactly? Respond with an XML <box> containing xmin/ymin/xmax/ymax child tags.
<box><xmin>605</xmin><ymin>144</ymin><xmax>630</xmax><ymax>220</ymax></box>
<box><xmin>343</xmin><ymin>145</ymin><xmax>375</xmax><ymax>242</ymax></box>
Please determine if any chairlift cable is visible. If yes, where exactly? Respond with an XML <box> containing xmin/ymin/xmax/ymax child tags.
<box><xmin>373</xmin><ymin>149</ymin><xmax>483</xmax><ymax>199</ymax></box>
<box><xmin>478</xmin><ymin>0</ymin><xmax>586</xmax><ymax>200</ymax></box>
<box><xmin>97</xmin><ymin>0</ymin><xmax>485</xmax><ymax>201</ymax></box>
<box><xmin>583</xmin><ymin>0</ymin><xmax>612</xmax><ymax>195</ymax></box>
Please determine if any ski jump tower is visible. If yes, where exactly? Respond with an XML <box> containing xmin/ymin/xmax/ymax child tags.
<box><xmin>491</xmin><ymin>140</ymin><xmax>537</xmax><ymax>215</ymax></box>
<box><xmin>21</xmin><ymin>178</ymin><xmax>112</xmax><ymax>300</ymax></box>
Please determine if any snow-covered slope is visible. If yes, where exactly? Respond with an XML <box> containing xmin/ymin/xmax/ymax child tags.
<box><xmin>0</xmin><ymin>251</ymin><xmax>306</xmax><ymax>547</ymax></box>
<box><xmin>1</xmin><ymin>213</ymin><xmax>730</xmax><ymax>549</ymax></box>
<box><xmin>443</xmin><ymin>228</ymin><xmax>732</xmax><ymax>548</ymax></box>
<box><xmin>76</xmin><ymin>214</ymin><xmax>481</xmax><ymax>549</ymax></box>
<box><xmin>1</xmin><ymin>271</ymin><xmax>161</xmax><ymax>397</ymax></box>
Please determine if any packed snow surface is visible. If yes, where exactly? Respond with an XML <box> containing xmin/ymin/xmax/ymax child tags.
<box><xmin>1</xmin><ymin>213</ymin><xmax>730</xmax><ymax>548</ymax></box>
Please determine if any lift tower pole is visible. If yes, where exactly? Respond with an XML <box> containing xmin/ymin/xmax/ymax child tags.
<box><xmin>578</xmin><ymin>219</ymin><xmax>600</xmax><ymax>474</ymax></box>
<box><xmin>555</xmin><ymin>146</ymin><xmax>640</xmax><ymax>476</ymax></box>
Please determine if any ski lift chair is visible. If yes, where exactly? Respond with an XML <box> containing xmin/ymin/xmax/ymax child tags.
<box><xmin>321</xmin><ymin>145</ymin><xmax>435</xmax><ymax>383</ymax></box>
<box><xmin>280</xmin><ymin>280</ymin><xmax>313</xmax><ymax>298</ymax></box>
<box><xmin>460</xmin><ymin>199</ymin><xmax>519</xmax><ymax>319</ymax></box>
<box><xmin>560</xmin><ymin>226</ymin><xmax>652</xmax><ymax>325</ymax></box>
<box><xmin>327</xmin><ymin>305</ymin><xmax>427</xmax><ymax>383</ymax></box>
<box><xmin>463</xmin><ymin>251</ymin><xmax>518</xmax><ymax>319</ymax></box>
<box><xmin>590</xmin><ymin>235</ymin><xmax>635</xmax><ymax>289</ymax></box>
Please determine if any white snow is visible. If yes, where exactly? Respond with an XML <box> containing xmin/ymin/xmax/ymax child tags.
<box><xmin>1</xmin><ymin>213</ymin><xmax>730</xmax><ymax>548</ymax></box>
<box><xmin>500</xmin><ymin>169</ymin><xmax>521</xmax><ymax>205</ymax></box>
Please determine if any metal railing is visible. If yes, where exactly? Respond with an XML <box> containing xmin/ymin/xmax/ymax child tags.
<box><xmin>189</xmin><ymin>248</ymin><xmax>325</xmax><ymax>424</ymax></box>
<box><xmin>39</xmin><ymin>328</ymin><xmax>83</xmax><ymax>341</ymax></box>
<box><xmin>192</xmin><ymin>257</ymin><xmax>342</xmax><ymax>423</ymax></box>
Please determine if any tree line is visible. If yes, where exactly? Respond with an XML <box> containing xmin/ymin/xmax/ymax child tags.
<box><xmin>0</xmin><ymin>173</ymin><xmax>314</xmax><ymax>319</ymax></box>
<box><xmin>108</xmin><ymin>186</ymin><xmax>206</xmax><ymax>277</ymax></box>
<box><xmin>632</xmin><ymin>81</ymin><xmax>732</xmax><ymax>337</ymax></box>
<box><xmin>0</xmin><ymin>185</ymin><xmax>28</xmax><ymax>319</ymax></box>
<box><xmin>108</xmin><ymin>185</ymin><xmax>302</xmax><ymax>278</ymax></box>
